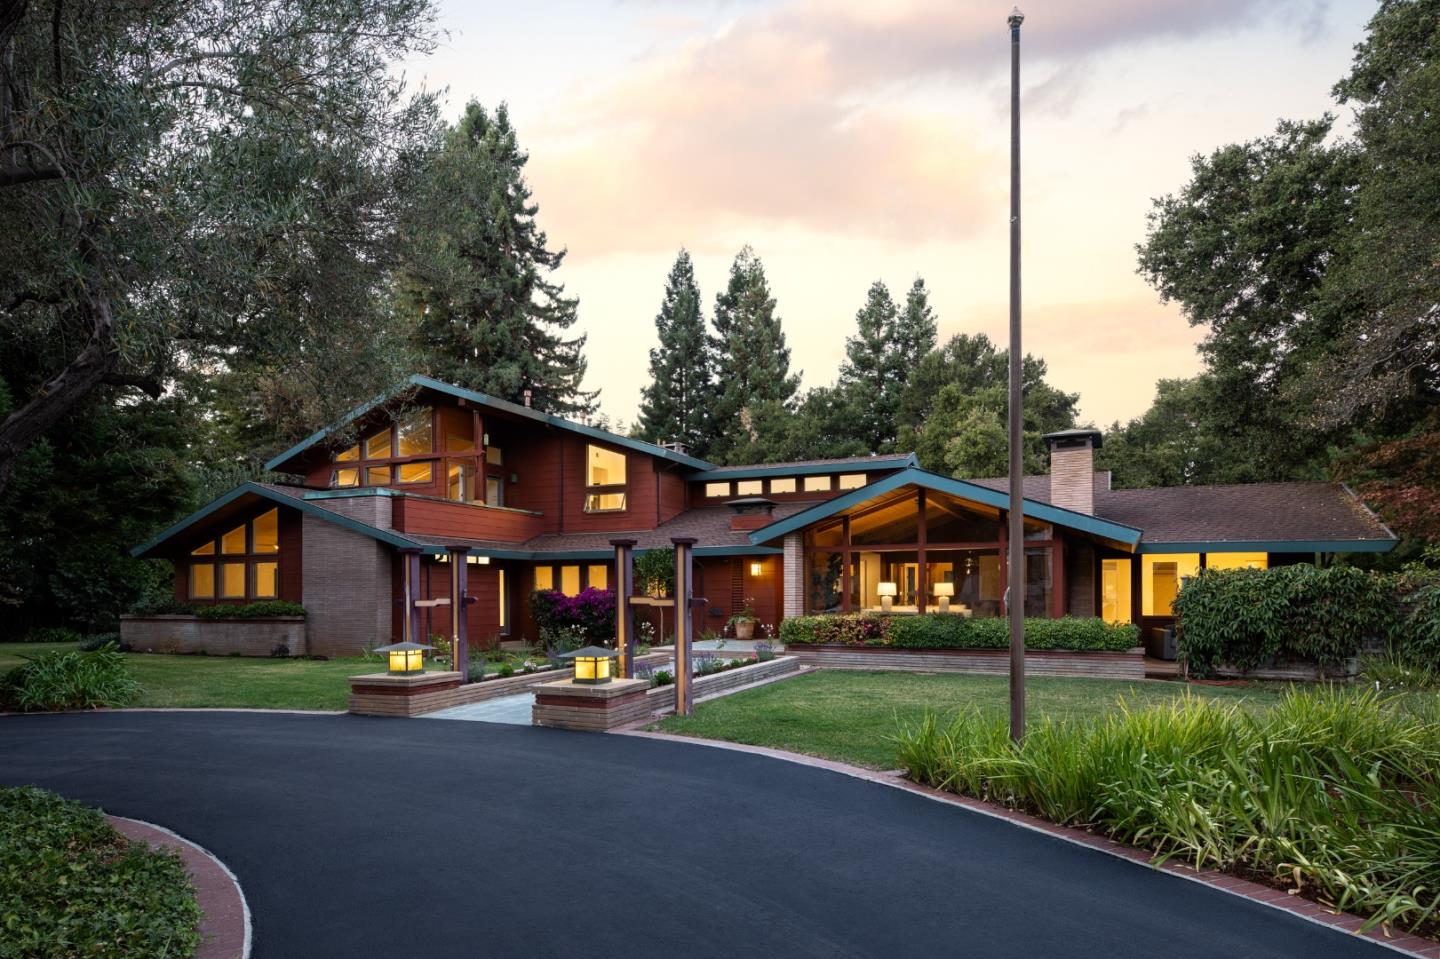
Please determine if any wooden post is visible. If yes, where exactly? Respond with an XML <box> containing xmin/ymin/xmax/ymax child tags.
<box><xmin>400</xmin><ymin>549</ymin><xmax>423</xmax><ymax>645</ymax></box>
<box><xmin>671</xmin><ymin>537</ymin><xmax>697</xmax><ymax>716</ymax></box>
<box><xmin>611</xmin><ymin>538</ymin><xmax>637</xmax><ymax>679</ymax></box>
<box><xmin>446</xmin><ymin>545</ymin><xmax>472</xmax><ymax>681</ymax></box>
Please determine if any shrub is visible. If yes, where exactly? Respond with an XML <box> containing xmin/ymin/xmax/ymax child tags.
<box><xmin>77</xmin><ymin>632</ymin><xmax>122</xmax><ymax>652</ymax></box>
<box><xmin>127</xmin><ymin>594</ymin><xmax>196</xmax><ymax>616</ymax></box>
<box><xmin>895</xmin><ymin>688</ymin><xmax>1440</xmax><ymax>933</ymax></box>
<box><xmin>530</xmin><ymin>588</ymin><xmax>616</xmax><ymax>643</ymax></box>
<box><xmin>1</xmin><ymin>643</ymin><xmax>139</xmax><ymax>711</ymax></box>
<box><xmin>193</xmin><ymin>600</ymin><xmax>306</xmax><ymax>620</ymax></box>
<box><xmin>1173</xmin><ymin>565</ymin><xmax>1395</xmax><ymax>676</ymax></box>
<box><xmin>497</xmin><ymin>662</ymin><xmax>515</xmax><ymax>678</ymax></box>
<box><xmin>0</xmin><ymin>786</ymin><xmax>201</xmax><ymax>957</ymax></box>
<box><xmin>780</xmin><ymin>614</ymin><xmax>1137</xmax><ymax>652</ymax></box>
<box><xmin>19</xmin><ymin>626</ymin><xmax>83</xmax><ymax>644</ymax></box>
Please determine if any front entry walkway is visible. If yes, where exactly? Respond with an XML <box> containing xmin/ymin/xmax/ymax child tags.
<box><xmin>425</xmin><ymin>692</ymin><xmax>534</xmax><ymax>724</ymax></box>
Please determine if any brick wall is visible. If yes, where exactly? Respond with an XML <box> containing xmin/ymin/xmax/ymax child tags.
<box><xmin>783</xmin><ymin>534</ymin><xmax>804</xmax><ymax>619</ymax></box>
<box><xmin>311</xmin><ymin>493</ymin><xmax>393</xmax><ymax>529</ymax></box>
<box><xmin>120</xmin><ymin>616</ymin><xmax>306</xmax><ymax>656</ymax></box>
<box><xmin>302</xmin><ymin>513</ymin><xmax>394</xmax><ymax>656</ymax></box>
<box><xmin>1047</xmin><ymin>439</ymin><xmax>1095</xmax><ymax>514</ymax></box>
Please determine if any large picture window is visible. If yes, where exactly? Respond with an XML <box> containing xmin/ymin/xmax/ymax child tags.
<box><xmin>189</xmin><ymin>509</ymin><xmax>284</xmax><ymax>602</ymax></box>
<box><xmin>584</xmin><ymin>444</ymin><xmax>627</xmax><ymax>513</ymax></box>
<box><xmin>397</xmin><ymin>410</ymin><xmax>432</xmax><ymax>456</ymax></box>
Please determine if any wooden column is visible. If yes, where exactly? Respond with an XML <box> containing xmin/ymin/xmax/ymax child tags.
<box><xmin>917</xmin><ymin>489</ymin><xmax>928</xmax><ymax>614</ymax></box>
<box><xmin>672</xmin><ymin>537</ymin><xmax>697</xmax><ymax>717</ymax></box>
<box><xmin>400</xmin><ymin>549</ymin><xmax>423</xmax><ymax>644</ymax></box>
<box><xmin>997</xmin><ymin>510</ymin><xmax>1008</xmax><ymax>616</ymax></box>
<box><xmin>446</xmin><ymin>545</ymin><xmax>473</xmax><ymax>681</ymax></box>
<box><xmin>611</xmin><ymin>538</ymin><xmax>637</xmax><ymax>678</ymax></box>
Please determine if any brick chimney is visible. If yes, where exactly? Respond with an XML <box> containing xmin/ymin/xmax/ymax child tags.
<box><xmin>1043</xmin><ymin>429</ymin><xmax>1102</xmax><ymax>514</ymax></box>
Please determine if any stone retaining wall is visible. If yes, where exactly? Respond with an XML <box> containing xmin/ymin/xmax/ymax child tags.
<box><xmin>643</xmin><ymin>656</ymin><xmax>801</xmax><ymax>714</ymax></box>
<box><xmin>120</xmin><ymin>615</ymin><xmax>306</xmax><ymax>657</ymax></box>
<box><xmin>788</xmin><ymin>645</ymin><xmax>1145</xmax><ymax>680</ymax></box>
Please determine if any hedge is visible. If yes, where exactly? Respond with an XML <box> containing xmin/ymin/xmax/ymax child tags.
<box><xmin>779</xmin><ymin>613</ymin><xmax>1138</xmax><ymax>652</ymax></box>
<box><xmin>193</xmin><ymin>600</ymin><xmax>306</xmax><ymax>620</ymax></box>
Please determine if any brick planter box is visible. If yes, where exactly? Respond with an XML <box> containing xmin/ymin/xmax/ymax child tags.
<box><xmin>120</xmin><ymin>614</ymin><xmax>306</xmax><ymax>657</ymax></box>
<box><xmin>533</xmin><ymin>678</ymin><xmax>653</xmax><ymax>731</ymax></box>
<box><xmin>642</xmin><ymin>655</ymin><xmax>802</xmax><ymax>714</ymax></box>
<box><xmin>348</xmin><ymin>671</ymin><xmax>464</xmax><ymax>717</ymax></box>
<box><xmin>788</xmin><ymin>645</ymin><xmax>1145</xmax><ymax>681</ymax></box>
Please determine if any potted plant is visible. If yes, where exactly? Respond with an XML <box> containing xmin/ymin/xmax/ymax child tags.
<box><xmin>727</xmin><ymin>599</ymin><xmax>759</xmax><ymax>640</ymax></box>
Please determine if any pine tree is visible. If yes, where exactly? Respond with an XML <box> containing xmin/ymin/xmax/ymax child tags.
<box><xmin>398</xmin><ymin>101</ymin><xmax>597</xmax><ymax>417</ymax></box>
<box><xmin>636</xmin><ymin>250</ymin><xmax>712</xmax><ymax>455</ymax></box>
<box><xmin>707</xmin><ymin>247</ymin><xmax>799</xmax><ymax>462</ymax></box>
<box><xmin>897</xmin><ymin>278</ymin><xmax>939</xmax><ymax>373</ymax></box>
<box><xmin>838</xmin><ymin>280</ymin><xmax>900</xmax><ymax>454</ymax></box>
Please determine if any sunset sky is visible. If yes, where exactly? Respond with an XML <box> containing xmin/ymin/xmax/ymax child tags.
<box><xmin>402</xmin><ymin>0</ymin><xmax>1376</xmax><ymax>431</ymax></box>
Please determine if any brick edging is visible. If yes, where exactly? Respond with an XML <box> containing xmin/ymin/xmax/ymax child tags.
<box><xmin>619</xmin><ymin>730</ymin><xmax>1439</xmax><ymax>958</ymax></box>
<box><xmin>109</xmin><ymin>816</ymin><xmax>251</xmax><ymax>959</ymax></box>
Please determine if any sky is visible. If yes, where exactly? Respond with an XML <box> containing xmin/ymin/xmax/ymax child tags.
<box><xmin>399</xmin><ymin>0</ymin><xmax>1377</xmax><ymax>431</ymax></box>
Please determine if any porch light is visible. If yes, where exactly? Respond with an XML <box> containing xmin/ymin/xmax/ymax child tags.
<box><xmin>749</xmin><ymin>561</ymin><xmax>762</xmax><ymax>576</ymax></box>
<box><xmin>877</xmin><ymin>581</ymin><xmax>898</xmax><ymax>613</ymax></box>
<box><xmin>933</xmin><ymin>581</ymin><xmax>955</xmax><ymax>613</ymax></box>
<box><xmin>375</xmin><ymin>640</ymin><xmax>432</xmax><ymax>675</ymax></box>
<box><xmin>562</xmin><ymin>645</ymin><xmax>619</xmax><ymax>685</ymax></box>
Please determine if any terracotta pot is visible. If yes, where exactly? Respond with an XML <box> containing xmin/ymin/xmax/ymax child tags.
<box><xmin>735</xmin><ymin>621</ymin><xmax>755</xmax><ymax>640</ymax></box>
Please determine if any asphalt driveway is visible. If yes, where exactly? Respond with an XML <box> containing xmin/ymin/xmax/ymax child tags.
<box><xmin>0</xmin><ymin>712</ymin><xmax>1396</xmax><ymax>958</ymax></box>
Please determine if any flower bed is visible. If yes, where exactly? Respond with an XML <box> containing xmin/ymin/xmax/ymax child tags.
<box><xmin>780</xmin><ymin>613</ymin><xmax>1138</xmax><ymax>651</ymax></box>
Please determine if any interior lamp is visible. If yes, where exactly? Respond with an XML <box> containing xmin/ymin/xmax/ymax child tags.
<box><xmin>374</xmin><ymin>640</ymin><xmax>432</xmax><ymax>675</ymax></box>
<box><xmin>933</xmin><ymin>581</ymin><xmax>955</xmax><ymax>613</ymax></box>
<box><xmin>877</xmin><ymin>581</ymin><xmax>898</xmax><ymax>613</ymax></box>
<box><xmin>561</xmin><ymin>645</ymin><xmax>619</xmax><ymax>685</ymax></box>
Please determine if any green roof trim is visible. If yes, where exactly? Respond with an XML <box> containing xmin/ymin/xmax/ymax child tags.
<box><xmin>263</xmin><ymin>373</ymin><xmax>714</xmax><ymax>474</ymax></box>
<box><xmin>747</xmin><ymin>468</ymin><xmax>1145</xmax><ymax>547</ymax></box>
<box><xmin>438</xmin><ymin>544</ymin><xmax>784</xmax><ymax>562</ymax></box>
<box><xmin>689</xmin><ymin>454</ymin><xmax>918</xmax><ymax>482</ymax></box>
<box><xmin>1137</xmin><ymin>540</ymin><xmax>1398</xmax><ymax>555</ymax></box>
<box><xmin>131</xmin><ymin>483</ymin><xmax>424</xmax><ymax>558</ymax></box>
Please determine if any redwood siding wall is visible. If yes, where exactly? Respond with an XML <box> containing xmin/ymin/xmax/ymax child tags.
<box><xmin>400</xmin><ymin>560</ymin><xmax>508</xmax><ymax>650</ymax></box>
<box><xmin>658</xmin><ymin>470</ymin><xmax>688</xmax><ymax>524</ymax></box>
<box><xmin>392</xmin><ymin>496</ymin><xmax>543</xmax><ymax>543</ymax></box>
<box><xmin>506</xmin><ymin>433</ymin><xmax>564</xmax><ymax>531</ymax></box>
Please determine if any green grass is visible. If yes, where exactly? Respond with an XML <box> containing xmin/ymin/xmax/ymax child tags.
<box><xmin>654</xmin><ymin>670</ymin><xmax>1318</xmax><ymax>769</ymax></box>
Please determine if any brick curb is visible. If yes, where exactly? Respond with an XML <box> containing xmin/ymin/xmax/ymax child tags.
<box><xmin>621</xmin><ymin>730</ymin><xmax>1439</xmax><ymax>958</ymax></box>
<box><xmin>109</xmin><ymin>816</ymin><xmax>252</xmax><ymax>959</ymax></box>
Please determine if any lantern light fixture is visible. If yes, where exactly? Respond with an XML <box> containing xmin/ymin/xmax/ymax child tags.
<box><xmin>749</xmin><ymin>561</ymin><xmax>762</xmax><ymax>577</ymax></box>
<box><xmin>561</xmin><ymin>645</ymin><xmax>620</xmax><ymax>685</ymax></box>
<box><xmin>374</xmin><ymin>640</ymin><xmax>433</xmax><ymax>675</ymax></box>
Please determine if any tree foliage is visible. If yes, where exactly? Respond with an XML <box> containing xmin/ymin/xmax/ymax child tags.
<box><xmin>635</xmin><ymin>250</ymin><xmax>711</xmax><ymax>454</ymax></box>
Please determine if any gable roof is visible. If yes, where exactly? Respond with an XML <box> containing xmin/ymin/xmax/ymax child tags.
<box><xmin>689</xmin><ymin>453</ymin><xmax>918</xmax><ymax>481</ymax></box>
<box><xmin>263</xmin><ymin>374</ymin><xmax>714</xmax><ymax>474</ymax></box>
<box><xmin>747</xmin><ymin>467</ymin><xmax>1145</xmax><ymax>548</ymax></box>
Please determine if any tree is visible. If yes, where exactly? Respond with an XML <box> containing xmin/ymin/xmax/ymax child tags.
<box><xmin>896</xmin><ymin>278</ymin><xmax>939</xmax><ymax>377</ymax></box>
<box><xmin>707</xmin><ymin>247</ymin><xmax>799</xmax><ymax>462</ymax></box>
<box><xmin>915</xmin><ymin>383</ymin><xmax>1074</xmax><ymax>479</ymax></box>
<box><xmin>635</xmin><ymin>250</ymin><xmax>712</xmax><ymax>455</ymax></box>
<box><xmin>723</xmin><ymin>389</ymin><xmax>870</xmax><ymax>466</ymax></box>
<box><xmin>838</xmin><ymin>281</ymin><xmax>901</xmax><ymax>454</ymax></box>
<box><xmin>0</xmin><ymin>0</ymin><xmax>442</xmax><ymax>493</ymax></box>
<box><xmin>398</xmin><ymin>101</ymin><xmax>595</xmax><ymax>417</ymax></box>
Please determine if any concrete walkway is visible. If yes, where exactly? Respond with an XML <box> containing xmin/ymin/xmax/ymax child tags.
<box><xmin>424</xmin><ymin>692</ymin><xmax>534</xmax><ymax>724</ymax></box>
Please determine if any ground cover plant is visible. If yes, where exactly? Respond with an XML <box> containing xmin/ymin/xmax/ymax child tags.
<box><xmin>0</xmin><ymin>643</ymin><xmax>138</xmax><ymax>711</ymax></box>
<box><xmin>780</xmin><ymin>613</ymin><xmax>1138</xmax><ymax>651</ymax></box>
<box><xmin>895</xmin><ymin>688</ymin><xmax>1440</xmax><ymax>934</ymax></box>
<box><xmin>0</xmin><ymin>786</ymin><xmax>201</xmax><ymax>958</ymax></box>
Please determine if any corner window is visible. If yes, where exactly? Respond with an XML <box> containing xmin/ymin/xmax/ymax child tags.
<box><xmin>188</xmin><ymin>510</ymin><xmax>286</xmax><ymax>602</ymax></box>
<box><xmin>705</xmin><ymin>482</ymin><xmax>731</xmax><ymax>498</ymax></box>
<box><xmin>1141</xmin><ymin>553</ymin><xmax>1201</xmax><ymax>616</ymax></box>
<box><xmin>584</xmin><ymin>444</ymin><xmax>627</xmax><ymax>513</ymax></box>
<box><xmin>804</xmin><ymin>476</ymin><xmax>832</xmax><ymax>492</ymax></box>
<box><xmin>837</xmin><ymin>473</ymin><xmax>867</xmax><ymax>490</ymax></box>
<box><xmin>769</xmin><ymin>477</ymin><xmax>797</xmax><ymax>494</ymax></box>
<box><xmin>735</xmin><ymin>480</ymin><xmax>763</xmax><ymax>496</ymax></box>
<box><xmin>364</xmin><ymin>429</ymin><xmax>392</xmax><ymax>460</ymax></box>
<box><xmin>397</xmin><ymin>410</ymin><xmax>432</xmax><ymax>456</ymax></box>
<box><xmin>444</xmin><ymin>422</ymin><xmax>474</xmax><ymax>453</ymax></box>
<box><xmin>335</xmin><ymin>444</ymin><xmax>360</xmax><ymax>462</ymax></box>
<box><xmin>396</xmin><ymin>462</ymin><xmax>433</xmax><ymax>484</ymax></box>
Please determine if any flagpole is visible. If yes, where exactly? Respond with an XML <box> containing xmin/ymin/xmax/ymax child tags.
<box><xmin>1006</xmin><ymin>6</ymin><xmax>1026</xmax><ymax>742</ymax></box>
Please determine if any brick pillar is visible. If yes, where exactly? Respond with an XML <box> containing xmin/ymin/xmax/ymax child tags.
<box><xmin>783</xmin><ymin>533</ymin><xmax>804</xmax><ymax>619</ymax></box>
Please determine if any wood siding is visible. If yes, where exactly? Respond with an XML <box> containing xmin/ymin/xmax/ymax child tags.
<box><xmin>392</xmin><ymin>496</ymin><xmax>543</xmax><ymax>543</ymax></box>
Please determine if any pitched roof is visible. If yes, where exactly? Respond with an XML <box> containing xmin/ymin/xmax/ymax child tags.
<box><xmin>689</xmin><ymin>453</ymin><xmax>918</xmax><ymax>480</ymax></box>
<box><xmin>969</xmin><ymin>474</ymin><xmax>1395</xmax><ymax>551</ymax></box>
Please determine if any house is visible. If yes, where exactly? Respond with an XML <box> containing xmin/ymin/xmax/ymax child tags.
<box><xmin>130</xmin><ymin>375</ymin><xmax>1398</xmax><ymax>657</ymax></box>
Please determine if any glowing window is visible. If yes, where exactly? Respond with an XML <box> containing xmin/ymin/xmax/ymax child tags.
<box><xmin>1101</xmin><ymin>559</ymin><xmax>1132</xmax><ymax>624</ymax></box>
<box><xmin>364</xmin><ymin>430</ymin><xmax>392</xmax><ymax>459</ymax></box>
<box><xmin>486</xmin><ymin>447</ymin><xmax>504</xmax><ymax>466</ymax></box>
<box><xmin>397</xmin><ymin>462</ymin><xmax>433</xmax><ymax>484</ymax></box>
<box><xmin>190</xmin><ymin>564</ymin><xmax>215</xmax><ymax>599</ymax></box>
<box><xmin>498</xmin><ymin>569</ymin><xmax>508</xmax><ymax>632</ymax></box>
<box><xmin>191</xmin><ymin>541</ymin><xmax>215</xmax><ymax>556</ymax></box>
<box><xmin>221</xmin><ymin>562</ymin><xmax>247</xmax><ymax>598</ymax></box>
<box><xmin>335</xmin><ymin>444</ymin><xmax>359</xmax><ymax>462</ymax></box>
<box><xmin>253</xmin><ymin>562</ymin><xmax>279</xmax><ymax>599</ymax></box>
<box><xmin>366</xmin><ymin>465</ymin><xmax>391</xmax><ymax>486</ymax></box>
<box><xmin>705</xmin><ymin>482</ymin><xmax>731</xmax><ymax>498</ymax></box>
<box><xmin>332</xmin><ymin>468</ymin><xmax>359</xmax><ymax>488</ymax></box>
<box><xmin>588</xmin><ymin>565</ymin><xmax>608</xmax><ymax>590</ymax></box>
<box><xmin>253</xmin><ymin>509</ymin><xmax>279</xmax><ymax>554</ymax></box>
<box><xmin>486</xmin><ymin>476</ymin><xmax>503</xmax><ymax>506</ymax></box>
<box><xmin>397</xmin><ymin>411</ymin><xmax>432</xmax><ymax>456</ymax></box>
<box><xmin>1141</xmin><ymin>553</ymin><xmax>1201</xmax><ymax>616</ymax></box>
<box><xmin>447</xmin><ymin>463</ymin><xmax>472</xmax><ymax>502</ymax></box>
<box><xmin>735</xmin><ymin>480</ymin><xmax>763</xmax><ymax>495</ymax></box>
<box><xmin>769</xmin><ymin>477</ymin><xmax>797</xmax><ymax>494</ymax></box>
<box><xmin>837</xmin><ymin>474</ymin><xmax>866</xmax><ymax>490</ymax></box>
<box><xmin>535</xmin><ymin>567</ymin><xmax>554</xmax><ymax>591</ymax></box>
<box><xmin>444</xmin><ymin>424</ymin><xmax>474</xmax><ymax>453</ymax></box>
<box><xmin>560</xmin><ymin>565</ymin><xmax>581</xmax><ymax>595</ymax></box>
<box><xmin>586</xmin><ymin>445</ymin><xmax>626</xmax><ymax>487</ymax></box>
<box><xmin>804</xmin><ymin>476</ymin><xmax>832</xmax><ymax>492</ymax></box>
<box><xmin>584</xmin><ymin>492</ymin><xmax>626</xmax><ymax>512</ymax></box>
<box><xmin>221</xmin><ymin>524</ymin><xmax>247</xmax><ymax>555</ymax></box>
<box><xmin>1205</xmin><ymin>552</ymin><xmax>1268</xmax><ymax>571</ymax></box>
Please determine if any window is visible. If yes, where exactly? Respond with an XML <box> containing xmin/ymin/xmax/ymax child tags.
<box><xmin>397</xmin><ymin>410</ymin><xmax>432</xmax><ymax>456</ymax></box>
<box><xmin>769</xmin><ymin>477</ymin><xmax>797</xmax><ymax>494</ymax></box>
<box><xmin>364</xmin><ymin>429</ymin><xmax>392</xmax><ymax>459</ymax></box>
<box><xmin>397</xmin><ymin>462</ymin><xmax>433</xmax><ymax>484</ymax></box>
<box><xmin>560</xmin><ymin>565</ymin><xmax>581</xmax><ymax>595</ymax></box>
<box><xmin>486</xmin><ymin>446</ymin><xmax>504</xmax><ymax>466</ymax></box>
<box><xmin>252</xmin><ymin>509</ymin><xmax>279</xmax><ymax>554</ymax></box>
<box><xmin>837</xmin><ymin>473</ymin><xmax>866</xmax><ymax>490</ymax></box>
<box><xmin>585</xmin><ymin>492</ymin><xmax>626</xmax><ymax>512</ymax></box>
<box><xmin>444</xmin><ymin>423</ymin><xmax>474</xmax><ymax>453</ymax></box>
<box><xmin>485</xmin><ymin>476</ymin><xmax>503</xmax><ymax>507</ymax></box>
<box><xmin>253</xmin><ymin>562</ymin><xmax>279</xmax><ymax>599</ymax></box>
<box><xmin>1101</xmin><ymin>559</ymin><xmax>1132</xmax><ymax>624</ymax></box>
<box><xmin>804</xmin><ymin>476</ymin><xmax>832</xmax><ymax>493</ymax></box>
<box><xmin>447</xmin><ymin>463</ymin><xmax>472</xmax><ymax>502</ymax></box>
<box><xmin>586</xmin><ymin>445</ymin><xmax>625</xmax><ymax>486</ymax></box>
<box><xmin>221</xmin><ymin>562</ymin><xmax>247</xmax><ymax>598</ymax></box>
<box><xmin>332</xmin><ymin>468</ymin><xmax>359</xmax><ymax>488</ymax></box>
<box><xmin>498</xmin><ymin>569</ymin><xmax>509</xmax><ymax>633</ymax></box>
<box><xmin>190</xmin><ymin>564</ymin><xmax>215</xmax><ymax>599</ymax></box>
<box><xmin>335</xmin><ymin>444</ymin><xmax>359</xmax><ymax>462</ymax></box>
<box><xmin>735</xmin><ymin>480</ymin><xmax>763</xmax><ymax>495</ymax></box>
<box><xmin>923</xmin><ymin>550</ymin><xmax>1002</xmax><ymax>618</ymax></box>
<box><xmin>705</xmin><ymin>482</ymin><xmax>731</xmax><ymax>498</ymax></box>
<box><xmin>1141</xmin><ymin>553</ymin><xmax>1201</xmax><ymax>616</ymax></box>
<box><xmin>191</xmin><ymin>541</ymin><xmax>215</xmax><ymax>556</ymax></box>
<box><xmin>587</xmin><ymin>564</ymin><xmax>608</xmax><ymax>590</ymax></box>
<box><xmin>535</xmin><ymin>567</ymin><xmax>554</xmax><ymax>591</ymax></box>
<box><xmin>366</xmin><ymin>465</ymin><xmax>391</xmax><ymax>486</ymax></box>
<box><xmin>221</xmin><ymin>524</ymin><xmax>246</xmax><ymax>554</ymax></box>
<box><xmin>1206</xmin><ymin>552</ymin><xmax>1268</xmax><ymax>571</ymax></box>
<box><xmin>1023</xmin><ymin>548</ymin><xmax>1052</xmax><ymax>616</ymax></box>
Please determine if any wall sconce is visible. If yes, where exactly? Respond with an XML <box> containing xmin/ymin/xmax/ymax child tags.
<box><xmin>374</xmin><ymin>640</ymin><xmax>432</xmax><ymax>675</ymax></box>
<box><xmin>933</xmin><ymin>581</ymin><xmax>955</xmax><ymax>613</ymax></box>
<box><xmin>561</xmin><ymin>645</ymin><xmax>619</xmax><ymax>684</ymax></box>
<box><xmin>877</xmin><ymin>581</ymin><xmax>897</xmax><ymax>613</ymax></box>
<box><xmin>749</xmin><ymin>561</ymin><xmax>762</xmax><ymax>576</ymax></box>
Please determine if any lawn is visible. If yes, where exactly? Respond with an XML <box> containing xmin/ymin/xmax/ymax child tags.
<box><xmin>654</xmin><ymin>670</ymin><xmax>1309</xmax><ymax>769</ymax></box>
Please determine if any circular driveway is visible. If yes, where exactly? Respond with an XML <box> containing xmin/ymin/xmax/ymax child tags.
<box><xmin>0</xmin><ymin>712</ymin><xmax>1394</xmax><ymax>959</ymax></box>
